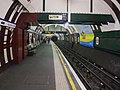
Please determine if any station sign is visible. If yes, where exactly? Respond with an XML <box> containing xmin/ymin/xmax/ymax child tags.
<box><xmin>49</xmin><ymin>15</ymin><xmax>62</xmax><ymax>20</ymax></box>
<box><xmin>37</xmin><ymin>13</ymin><xmax>68</xmax><ymax>24</ymax></box>
<box><xmin>0</xmin><ymin>18</ymin><xmax>16</xmax><ymax>28</ymax></box>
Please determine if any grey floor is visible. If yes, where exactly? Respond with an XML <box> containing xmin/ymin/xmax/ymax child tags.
<box><xmin>0</xmin><ymin>43</ymin><xmax>55</xmax><ymax>90</ymax></box>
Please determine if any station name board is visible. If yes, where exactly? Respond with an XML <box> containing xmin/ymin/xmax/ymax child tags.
<box><xmin>0</xmin><ymin>18</ymin><xmax>16</xmax><ymax>28</ymax></box>
<box><xmin>49</xmin><ymin>15</ymin><xmax>62</xmax><ymax>20</ymax></box>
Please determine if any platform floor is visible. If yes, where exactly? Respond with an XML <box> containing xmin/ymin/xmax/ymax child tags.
<box><xmin>0</xmin><ymin>42</ymin><xmax>72</xmax><ymax>90</ymax></box>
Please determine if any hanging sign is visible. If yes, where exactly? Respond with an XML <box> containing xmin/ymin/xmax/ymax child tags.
<box><xmin>49</xmin><ymin>15</ymin><xmax>62</xmax><ymax>20</ymax></box>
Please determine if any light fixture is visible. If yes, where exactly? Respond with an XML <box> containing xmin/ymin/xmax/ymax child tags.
<box><xmin>55</xmin><ymin>24</ymin><xmax>57</xmax><ymax>28</ymax></box>
<box><xmin>65</xmin><ymin>22</ymin><xmax>69</xmax><ymax>28</ymax></box>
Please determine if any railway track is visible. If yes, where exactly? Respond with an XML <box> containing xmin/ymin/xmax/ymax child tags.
<box><xmin>55</xmin><ymin>42</ymin><xmax>120</xmax><ymax>90</ymax></box>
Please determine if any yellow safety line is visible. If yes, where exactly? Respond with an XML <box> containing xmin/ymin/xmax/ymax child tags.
<box><xmin>53</xmin><ymin>44</ymin><xmax>77</xmax><ymax>90</ymax></box>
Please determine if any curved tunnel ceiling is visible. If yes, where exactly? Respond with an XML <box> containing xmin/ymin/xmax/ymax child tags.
<box><xmin>104</xmin><ymin>0</ymin><xmax>120</xmax><ymax>23</ymax></box>
<box><xmin>0</xmin><ymin>0</ymin><xmax>119</xmax><ymax>33</ymax></box>
<box><xmin>27</xmin><ymin>0</ymin><xmax>119</xmax><ymax>31</ymax></box>
<box><xmin>20</xmin><ymin>0</ymin><xmax>120</xmax><ymax>23</ymax></box>
<box><xmin>1</xmin><ymin>0</ymin><xmax>120</xmax><ymax>23</ymax></box>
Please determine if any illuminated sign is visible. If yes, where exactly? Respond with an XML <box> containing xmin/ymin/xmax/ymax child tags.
<box><xmin>96</xmin><ymin>37</ymin><xmax>99</xmax><ymax>45</ymax></box>
<box><xmin>49</xmin><ymin>15</ymin><xmax>62</xmax><ymax>20</ymax></box>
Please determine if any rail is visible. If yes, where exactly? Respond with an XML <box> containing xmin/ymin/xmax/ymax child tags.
<box><xmin>55</xmin><ymin>42</ymin><xmax>120</xmax><ymax>90</ymax></box>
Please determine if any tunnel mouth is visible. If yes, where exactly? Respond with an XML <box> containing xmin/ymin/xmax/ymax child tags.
<box><xmin>51</xmin><ymin>35</ymin><xmax>58</xmax><ymax>42</ymax></box>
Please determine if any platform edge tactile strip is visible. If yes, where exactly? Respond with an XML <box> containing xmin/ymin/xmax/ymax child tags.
<box><xmin>51</xmin><ymin>41</ymin><xmax>70</xmax><ymax>90</ymax></box>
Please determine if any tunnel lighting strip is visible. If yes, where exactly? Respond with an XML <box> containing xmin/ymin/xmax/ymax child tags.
<box><xmin>54</xmin><ymin>43</ymin><xmax>87</xmax><ymax>90</ymax></box>
<box><xmin>54</xmin><ymin>44</ymin><xmax>77</xmax><ymax>90</ymax></box>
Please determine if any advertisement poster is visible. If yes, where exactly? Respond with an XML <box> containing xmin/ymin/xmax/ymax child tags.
<box><xmin>75</xmin><ymin>25</ymin><xmax>94</xmax><ymax>48</ymax></box>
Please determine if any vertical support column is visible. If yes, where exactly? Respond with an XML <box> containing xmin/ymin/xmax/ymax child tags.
<box><xmin>67</xmin><ymin>0</ymin><xmax>71</xmax><ymax>22</ymax></box>
<box><xmin>13</xmin><ymin>28</ymin><xmax>23</xmax><ymax>64</ymax></box>
<box><xmin>48</xmin><ymin>26</ymin><xmax>49</xmax><ymax>31</ymax></box>
<box><xmin>13</xmin><ymin>13</ymin><xmax>37</xmax><ymax>64</ymax></box>
<box><xmin>90</xmin><ymin>0</ymin><xmax>93</xmax><ymax>12</ymax></box>
<box><xmin>22</xmin><ymin>29</ymin><xmax>28</xmax><ymax>59</ymax></box>
<box><xmin>43</xmin><ymin>0</ymin><xmax>45</xmax><ymax>11</ymax></box>
<box><xmin>67</xmin><ymin>0</ymin><xmax>68</xmax><ymax>12</ymax></box>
